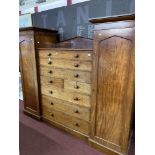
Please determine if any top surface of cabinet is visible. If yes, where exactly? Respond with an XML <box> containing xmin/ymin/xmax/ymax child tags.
<box><xmin>19</xmin><ymin>26</ymin><xmax>58</xmax><ymax>33</ymax></box>
<box><xmin>89</xmin><ymin>14</ymin><xmax>135</xmax><ymax>24</ymax></box>
<box><xmin>89</xmin><ymin>14</ymin><xmax>135</xmax><ymax>31</ymax></box>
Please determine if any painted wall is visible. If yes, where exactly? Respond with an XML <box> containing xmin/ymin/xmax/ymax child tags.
<box><xmin>31</xmin><ymin>0</ymin><xmax>135</xmax><ymax>41</ymax></box>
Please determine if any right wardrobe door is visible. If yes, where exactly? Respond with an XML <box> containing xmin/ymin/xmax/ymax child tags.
<box><xmin>89</xmin><ymin>18</ymin><xmax>135</xmax><ymax>155</ymax></box>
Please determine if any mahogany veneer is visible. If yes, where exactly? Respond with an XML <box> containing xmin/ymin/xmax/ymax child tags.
<box><xmin>20</xmin><ymin>14</ymin><xmax>135</xmax><ymax>155</ymax></box>
<box><xmin>89</xmin><ymin>14</ymin><xmax>135</xmax><ymax>155</ymax></box>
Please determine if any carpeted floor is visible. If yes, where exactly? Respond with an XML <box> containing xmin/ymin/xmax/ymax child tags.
<box><xmin>19</xmin><ymin>100</ymin><xmax>135</xmax><ymax>155</ymax></box>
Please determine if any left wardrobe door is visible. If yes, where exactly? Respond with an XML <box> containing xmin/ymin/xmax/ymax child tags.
<box><xmin>19</xmin><ymin>32</ymin><xmax>40</xmax><ymax>119</ymax></box>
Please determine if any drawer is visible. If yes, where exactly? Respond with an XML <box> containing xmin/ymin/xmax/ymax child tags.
<box><xmin>42</xmin><ymin>95</ymin><xmax>90</xmax><ymax>122</ymax></box>
<box><xmin>64</xmin><ymin>80</ymin><xmax>91</xmax><ymax>95</ymax></box>
<box><xmin>40</xmin><ymin>76</ymin><xmax>64</xmax><ymax>88</ymax></box>
<box><xmin>42</xmin><ymin>106</ymin><xmax>90</xmax><ymax>135</ymax></box>
<box><xmin>40</xmin><ymin>67</ymin><xmax>91</xmax><ymax>83</ymax></box>
<box><xmin>40</xmin><ymin>67</ymin><xmax>64</xmax><ymax>78</ymax></box>
<box><xmin>39</xmin><ymin>58</ymin><xmax>92</xmax><ymax>71</ymax></box>
<box><xmin>41</xmin><ymin>86</ymin><xmax>91</xmax><ymax>108</ymax></box>
<box><xmin>39</xmin><ymin>49</ymin><xmax>92</xmax><ymax>61</ymax></box>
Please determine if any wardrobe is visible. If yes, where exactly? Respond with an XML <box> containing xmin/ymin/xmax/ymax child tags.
<box><xmin>89</xmin><ymin>14</ymin><xmax>135</xmax><ymax>155</ymax></box>
<box><xmin>19</xmin><ymin>14</ymin><xmax>135</xmax><ymax>155</ymax></box>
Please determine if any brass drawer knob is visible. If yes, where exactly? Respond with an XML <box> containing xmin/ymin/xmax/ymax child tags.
<box><xmin>74</xmin><ymin>64</ymin><xmax>79</xmax><ymax>67</ymax></box>
<box><xmin>74</xmin><ymin>85</ymin><xmax>79</xmax><ymax>89</ymax></box>
<box><xmin>74</xmin><ymin>109</ymin><xmax>79</xmax><ymax>114</ymax></box>
<box><xmin>50</xmin><ymin>102</ymin><xmax>54</xmax><ymax>105</ymax></box>
<box><xmin>48</xmin><ymin>70</ymin><xmax>53</xmax><ymax>74</ymax></box>
<box><xmin>75</xmin><ymin>123</ymin><xmax>79</xmax><ymax>127</ymax></box>
<box><xmin>49</xmin><ymin>91</ymin><xmax>53</xmax><ymax>94</ymax></box>
<box><xmin>48</xmin><ymin>61</ymin><xmax>52</xmax><ymax>64</ymax></box>
<box><xmin>74</xmin><ymin>54</ymin><xmax>79</xmax><ymax>58</ymax></box>
<box><xmin>48</xmin><ymin>53</ymin><xmax>51</xmax><ymax>56</ymax></box>
<box><xmin>49</xmin><ymin>80</ymin><xmax>53</xmax><ymax>84</ymax></box>
<box><xmin>51</xmin><ymin>113</ymin><xmax>54</xmax><ymax>117</ymax></box>
<box><xmin>74</xmin><ymin>97</ymin><xmax>79</xmax><ymax>101</ymax></box>
<box><xmin>74</xmin><ymin>74</ymin><xmax>79</xmax><ymax>78</ymax></box>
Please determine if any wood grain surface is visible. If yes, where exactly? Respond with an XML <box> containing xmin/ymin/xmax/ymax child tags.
<box><xmin>20</xmin><ymin>33</ymin><xmax>39</xmax><ymax>113</ymax></box>
<box><xmin>40</xmin><ymin>66</ymin><xmax>92</xmax><ymax>83</ymax></box>
<box><xmin>40</xmin><ymin>76</ymin><xmax>64</xmax><ymax>88</ymax></box>
<box><xmin>89</xmin><ymin>18</ymin><xmax>135</xmax><ymax>155</ymax></box>
<box><xmin>42</xmin><ymin>95</ymin><xmax>90</xmax><ymax>122</ymax></box>
<box><xmin>42</xmin><ymin>105</ymin><xmax>90</xmax><ymax>135</ymax></box>
<box><xmin>39</xmin><ymin>58</ymin><xmax>92</xmax><ymax>71</ymax></box>
<box><xmin>39</xmin><ymin>49</ymin><xmax>92</xmax><ymax>61</ymax></box>
<box><xmin>41</xmin><ymin>85</ymin><xmax>91</xmax><ymax>108</ymax></box>
<box><xmin>64</xmin><ymin>80</ymin><xmax>91</xmax><ymax>95</ymax></box>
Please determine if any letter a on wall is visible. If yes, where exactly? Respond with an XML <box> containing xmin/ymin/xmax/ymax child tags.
<box><xmin>57</xmin><ymin>10</ymin><xmax>66</xmax><ymax>27</ymax></box>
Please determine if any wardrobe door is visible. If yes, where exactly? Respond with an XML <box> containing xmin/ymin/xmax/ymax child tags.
<box><xmin>90</xmin><ymin>26</ymin><xmax>134</xmax><ymax>154</ymax></box>
<box><xmin>20</xmin><ymin>33</ymin><xmax>40</xmax><ymax>118</ymax></box>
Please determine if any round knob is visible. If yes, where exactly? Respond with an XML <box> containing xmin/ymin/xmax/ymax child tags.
<box><xmin>75</xmin><ymin>123</ymin><xmax>79</xmax><ymax>127</ymax></box>
<box><xmin>74</xmin><ymin>97</ymin><xmax>79</xmax><ymax>101</ymax></box>
<box><xmin>74</xmin><ymin>64</ymin><xmax>79</xmax><ymax>67</ymax></box>
<box><xmin>49</xmin><ymin>91</ymin><xmax>53</xmax><ymax>94</ymax></box>
<box><xmin>48</xmin><ymin>70</ymin><xmax>53</xmax><ymax>74</ymax></box>
<box><xmin>50</xmin><ymin>102</ymin><xmax>54</xmax><ymax>105</ymax></box>
<box><xmin>74</xmin><ymin>74</ymin><xmax>79</xmax><ymax>78</ymax></box>
<box><xmin>74</xmin><ymin>109</ymin><xmax>79</xmax><ymax>114</ymax></box>
<box><xmin>74</xmin><ymin>85</ymin><xmax>79</xmax><ymax>89</ymax></box>
<box><xmin>48</xmin><ymin>53</ymin><xmax>51</xmax><ymax>56</ymax></box>
<box><xmin>51</xmin><ymin>113</ymin><xmax>54</xmax><ymax>117</ymax></box>
<box><xmin>49</xmin><ymin>80</ymin><xmax>53</xmax><ymax>84</ymax></box>
<box><xmin>48</xmin><ymin>61</ymin><xmax>52</xmax><ymax>64</ymax></box>
<box><xmin>74</xmin><ymin>54</ymin><xmax>79</xmax><ymax>58</ymax></box>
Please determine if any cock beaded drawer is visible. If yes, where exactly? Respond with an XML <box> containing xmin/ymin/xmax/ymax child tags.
<box><xmin>38</xmin><ymin>48</ymin><xmax>93</xmax><ymax>137</ymax></box>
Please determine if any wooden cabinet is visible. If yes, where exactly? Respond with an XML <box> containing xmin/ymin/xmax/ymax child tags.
<box><xmin>19</xmin><ymin>27</ymin><xmax>58</xmax><ymax>119</ymax></box>
<box><xmin>38</xmin><ymin>48</ymin><xmax>93</xmax><ymax>136</ymax></box>
<box><xmin>89</xmin><ymin>14</ymin><xmax>135</xmax><ymax>155</ymax></box>
<box><xmin>20</xmin><ymin>17</ymin><xmax>135</xmax><ymax>154</ymax></box>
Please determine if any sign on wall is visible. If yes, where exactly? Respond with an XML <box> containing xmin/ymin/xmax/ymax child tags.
<box><xmin>32</xmin><ymin>0</ymin><xmax>134</xmax><ymax>41</ymax></box>
<box><xmin>19</xmin><ymin>0</ymin><xmax>91</xmax><ymax>14</ymax></box>
<box><xmin>19</xmin><ymin>0</ymin><xmax>135</xmax><ymax>41</ymax></box>
<box><xmin>20</xmin><ymin>0</ymin><xmax>58</xmax><ymax>8</ymax></box>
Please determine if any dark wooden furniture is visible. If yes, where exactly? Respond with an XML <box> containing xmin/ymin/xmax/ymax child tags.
<box><xmin>37</xmin><ymin>37</ymin><xmax>93</xmax><ymax>139</ymax></box>
<box><xmin>20</xmin><ymin>14</ymin><xmax>135</xmax><ymax>155</ymax></box>
<box><xmin>89</xmin><ymin>14</ymin><xmax>135</xmax><ymax>155</ymax></box>
<box><xmin>38</xmin><ymin>48</ymin><xmax>92</xmax><ymax>137</ymax></box>
<box><xmin>19</xmin><ymin>27</ymin><xmax>58</xmax><ymax>119</ymax></box>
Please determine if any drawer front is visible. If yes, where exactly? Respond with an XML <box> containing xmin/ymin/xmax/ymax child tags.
<box><xmin>39</xmin><ymin>50</ymin><xmax>92</xmax><ymax>61</ymax></box>
<box><xmin>39</xmin><ymin>58</ymin><xmax>92</xmax><ymax>71</ymax></box>
<box><xmin>42</xmin><ymin>95</ymin><xmax>90</xmax><ymax>122</ymax></box>
<box><xmin>40</xmin><ymin>67</ymin><xmax>91</xmax><ymax>83</ymax></box>
<box><xmin>40</xmin><ymin>67</ymin><xmax>64</xmax><ymax>78</ymax></box>
<box><xmin>64</xmin><ymin>80</ymin><xmax>91</xmax><ymax>95</ymax></box>
<box><xmin>42</xmin><ymin>106</ymin><xmax>90</xmax><ymax>135</ymax></box>
<box><xmin>40</xmin><ymin>76</ymin><xmax>64</xmax><ymax>88</ymax></box>
<box><xmin>41</xmin><ymin>86</ymin><xmax>91</xmax><ymax>108</ymax></box>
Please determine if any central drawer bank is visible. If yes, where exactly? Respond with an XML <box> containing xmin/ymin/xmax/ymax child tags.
<box><xmin>39</xmin><ymin>47</ymin><xmax>92</xmax><ymax>137</ymax></box>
